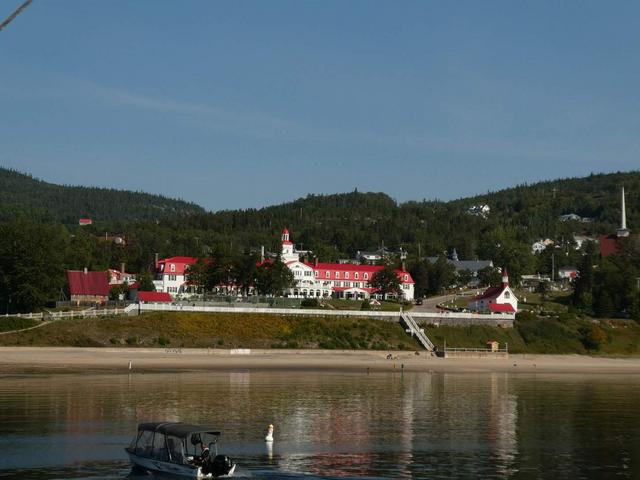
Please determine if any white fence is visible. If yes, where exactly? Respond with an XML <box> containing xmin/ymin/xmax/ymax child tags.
<box><xmin>5</xmin><ymin>304</ymin><xmax>137</xmax><ymax>320</ymax></box>
<box><xmin>137</xmin><ymin>303</ymin><xmax>515</xmax><ymax>323</ymax></box>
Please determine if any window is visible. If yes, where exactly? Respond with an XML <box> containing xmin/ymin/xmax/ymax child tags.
<box><xmin>335</xmin><ymin>272</ymin><xmax>340</xmax><ymax>279</ymax></box>
<box><xmin>170</xmin><ymin>264</ymin><xmax>176</xmax><ymax>272</ymax></box>
<box><xmin>504</xmin><ymin>291</ymin><xmax>510</xmax><ymax>299</ymax></box>
<box><xmin>364</xmin><ymin>273</ymin><xmax>369</xmax><ymax>280</ymax></box>
<box><xmin>345</xmin><ymin>272</ymin><xmax>349</xmax><ymax>279</ymax></box>
<box><xmin>354</xmin><ymin>272</ymin><xmax>359</xmax><ymax>279</ymax></box>
<box><xmin>314</xmin><ymin>271</ymin><xmax>318</xmax><ymax>277</ymax></box>
<box><xmin>344</xmin><ymin>282</ymin><xmax>350</xmax><ymax>288</ymax></box>
<box><xmin>325</xmin><ymin>271</ymin><xmax>330</xmax><ymax>278</ymax></box>
<box><xmin>404</xmin><ymin>274</ymin><xmax>409</xmax><ymax>281</ymax></box>
<box><xmin>168</xmin><ymin>274</ymin><xmax>177</xmax><ymax>281</ymax></box>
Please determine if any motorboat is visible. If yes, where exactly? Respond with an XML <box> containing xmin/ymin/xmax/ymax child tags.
<box><xmin>125</xmin><ymin>422</ymin><xmax>236</xmax><ymax>478</ymax></box>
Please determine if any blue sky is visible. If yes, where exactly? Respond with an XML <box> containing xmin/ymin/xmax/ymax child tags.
<box><xmin>1</xmin><ymin>1</ymin><xmax>639</xmax><ymax>210</ymax></box>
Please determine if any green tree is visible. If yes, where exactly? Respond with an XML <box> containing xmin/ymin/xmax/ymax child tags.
<box><xmin>409</xmin><ymin>260</ymin><xmax>430</xmax><ymax>298</ymax></box>
<box><xmin>455</xmin><ymin>269</ymin><xmax>474</xmax><ymax>287</ymax></box>
<box><xmin>427</xmin><ymin>256</ymin><xmax>456</xmax><ymax>294</ymax></box>
<box><xmin>254</xmin><ymin>258</ymin><xmax>294</xmax><ymax>296</ymax></box>
<box><xmin>371</xmin><ymin>265</ymin><xmax>402</xmax><ymax>299</ymax></box>
<box><xmin>478</xmin><ymin>266</ymin><xmax>502</xmax><ymax>287</ymax></box>
<box><xmin>137</xmin><ymin>271</ymin><xmax>156</xmax><ymax>292</ymax></box>
<box><xmin>233</xmin><ymin>252</ymin><xmax>259</xmax><ymax>296</ymax></box>
<box><xmin>0</xmin><ymin>221</ymin><xmax>68</xmax><ymax>313</ymax></box>
<box><xmin>186</xmin><ymin>258</ymin><xmax>208</xmax><ymax>294</ymax></box>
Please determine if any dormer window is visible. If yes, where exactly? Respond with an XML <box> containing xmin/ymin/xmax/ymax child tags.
<box><xmin>314</xmin><ymin>271</ymin><xmax>318</xmax><ymax>277</ymax></box>
<box><xmin>325</xmin><ymin>271</ymin><xmax>330</xmax><ymax>278</ymax></box>
<box><xmin>335</xmin><ymin>272</ymin><xmax>340</xmax><ymax>279</ymax></box>
<box><xmin>170</xmin><ymin>264</ymin><xmax>176</xmax><ymax>272</ymax></box>
<box><xmin>354</xmin><ymin>272</ymin><xmax>359</xmax><ymax>279</ymax></box>
<box><xmin>345</xmin><ymin>272</ymin><xmax>349</xmax><ymax>279</ymax></box>
<box><xmin>404</xmin><ymin>274</ymin><xmax>408</xmax><ymax>281</ymax></box>
<box><xmin>364</xmin><ymin>273</ymin><xmax>369</xmax><ymax>280</ymax></box>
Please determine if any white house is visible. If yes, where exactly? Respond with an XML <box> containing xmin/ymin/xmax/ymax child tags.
<box><xmin>153</xmin><ymin>256</ymin><xmax>198</xmax><ymax>296</ymax></box>
<box><xmin>468</xmin><ymin>268</ymin><xmax>518</xmax><ymax>313</ymax></box>
<box><xmin>279</xmin><ymin>229</ymin><xmax>415</xmax><ymax>301</ymax></box>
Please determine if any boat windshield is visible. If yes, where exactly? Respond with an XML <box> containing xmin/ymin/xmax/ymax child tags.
<box><xmin>167</xmin><ymin>435</ymin><xmax>187</xmax><ymax>464</ymax></box>
<box><xmin>131</xmin><ymin>430</ymin><xmax>154</xmax><ymax>457</ymax></box>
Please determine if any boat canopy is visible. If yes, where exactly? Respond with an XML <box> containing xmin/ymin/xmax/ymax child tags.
<box><xmin>137</xmin><ymin>422</ymin><xmax>221</xmax><ymax>438</ymax></box>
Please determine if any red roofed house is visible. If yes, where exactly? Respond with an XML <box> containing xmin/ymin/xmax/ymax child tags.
<box><xmin>78</xmin><ymin>218</ymin><xmax>92</xmax><ymax>226</ymax></box>
<box><xmin>280</xmin><ymin>229</ymin><xmax>415</xmax><ymax>301</ymax></box>
<box><xmin>468</xmin><ymin>268</ymin><xmax>518</xmax><ymax>314</ymax></box>
<box><xmin>137</xmin><ymin>291</ymin><xmax>172</xmax><ymax>303</ymax></box>
<box><xmin>153</xmin><ymin>256</ymin><xmax>199</xmax><ymax>298</ymax></box>
<box><xmin>67</xmin><ymin>268</ymin><xmax>110</xmax><ymax>305</ymax></box>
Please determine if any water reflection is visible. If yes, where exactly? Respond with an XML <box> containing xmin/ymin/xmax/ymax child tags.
<box><xmin>0</xmin><ymin>371</ymin><xmax>638</xmax><ymax>478</ymax></box>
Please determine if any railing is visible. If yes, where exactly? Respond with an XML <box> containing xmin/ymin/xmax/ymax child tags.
<box><xmin>4</xmin><ymin>305</ymin><xmax>136</xmax><ymax>320</ymax></box>
<box><xmin>444</xmin><ymin>347</ymin><xmax>509</xmax><ymax>353</ymax></box>
<box><xmin>400</xmin><ymin>312</ymin><xmax>435</xmax><ymax>351</ymax></box>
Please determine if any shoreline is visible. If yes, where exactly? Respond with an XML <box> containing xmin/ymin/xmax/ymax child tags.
<box><xmin>1</xmin><ymin>347</ymin><xmax>639</xmax><ymax>375</ymax></box>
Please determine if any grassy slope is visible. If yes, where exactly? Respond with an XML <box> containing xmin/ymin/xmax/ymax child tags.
<box><xmin>424</xmin><ymin>317</ymin><xmax>640</xmax><ymax>355</ymax></box>
<box><xmin>1</xmin><ymin>312</ymin><xmax>638</xmax><ymax>355</ymax></box>
<box><xmin>0</xmin><ymin>317</ymin><xmax>39</xmax><ymax>333</ymax></box>
<box><xmin>0</xmin><ymin>312</ymin><xmax>421</xmax><ymax>350</ymax></box>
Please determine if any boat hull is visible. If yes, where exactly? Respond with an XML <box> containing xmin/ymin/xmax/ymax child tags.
<box><xmin>127</xmin><ymin>451</ymin><xmax>236</xmax><ymax>478</ymax></box>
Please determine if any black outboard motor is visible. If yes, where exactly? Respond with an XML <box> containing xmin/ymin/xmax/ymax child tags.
<box><xmin>202</xmin><ymin>454</ymin><xmax>234</xmax><ymax>477</ymax></box>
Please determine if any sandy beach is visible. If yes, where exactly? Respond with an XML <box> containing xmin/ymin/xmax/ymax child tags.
<box><xmin>0</xmin><ymin>347</ymin><xmax>639</xmax><ymax>375</ymax></box>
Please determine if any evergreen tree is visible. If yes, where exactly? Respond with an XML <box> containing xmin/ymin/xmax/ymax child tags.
<box><xmin>0</xmin><ymin>221</ymin><xmax>68</xmax><ymax>313</ymax></box>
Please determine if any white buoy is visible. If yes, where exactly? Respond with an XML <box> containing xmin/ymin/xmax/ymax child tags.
<box><xmin>265</xmin><ymin>424</ymin><xmax>274</xmax><ymax>442</ymax></box>
<box><xmin>128</xmin><ymin>360</ymin><xmax>132</xmax><ymax>371</ymax></box>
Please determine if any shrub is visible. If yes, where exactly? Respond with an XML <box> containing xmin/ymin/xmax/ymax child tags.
<box><xmin>580</xmin><ymin>323</ymin><xmax>607</xmax><ymax>350</ymax></box>
<box><xmin>125</xmin><ymin>336</ymin><xmax>139</xmax><ymax>345</ymax></box>
<box><xmin>360</xmin><ymin>300</ymin><xmax>371</xmax><ymax>311</ymax></box>
<box><xmin>301</xmin><ymin>298</ymin><xmax>319</xmax><ymax>308</ymax></box>
<box><xmin>109</xmin><ymin>337</ymin><xmax>119</xmax><ymax>345</ymax></box>
<box><xmin>157</xmin><ymin>336</ymin><xmax>171</xmax><ymax>346</ymax></box>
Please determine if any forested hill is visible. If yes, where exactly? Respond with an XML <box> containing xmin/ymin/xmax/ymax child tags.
<box><xmin>165</xmin><ymin>171</ymin><xmax>640</xmax><ymax>259</ymax></box>
<box><xmin>0</xmin><ymin>168</ymin><xmax>204</xmax><ymax>223</ymax></box>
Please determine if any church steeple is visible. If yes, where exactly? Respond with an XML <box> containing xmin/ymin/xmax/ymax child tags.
<box><xmin>617</xmin><ymin>186</ymin><xmax>630</xmax><ymax>238</ymax></box>
<box><xmin>502</xmin><ymin>267</ymin><xmax>509</xmax><ymax>288</ymax></box>
<box><xmin>280</xmin><ymin>228</ymin><xmax>299</xmax><ymax>263</ymax></box>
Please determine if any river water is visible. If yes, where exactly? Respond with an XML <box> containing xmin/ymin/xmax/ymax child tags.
<box><xmin>0</xmin><ymin>370</ymin><xmax>638</xmax><ymax>479</ymax></box>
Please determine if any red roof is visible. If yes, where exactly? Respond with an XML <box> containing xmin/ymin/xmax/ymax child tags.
<box><xmin>138</xmin><ymin>291</ymin><xmax>172</xmax><ymax>303</ymax></box>
<box><xmin>78</xmin><ymin>218</ymin><xmax>92</xmax><ymax>225</ymax></box>
<box><xmin>471</xmin><ymin>286</ymin><xmax>504</xmax><ymax>301</ymax></box>
<box><xmin>67</xmin><ymin>270</ymin><xmax>110</xmax><ymax>297</ymax></box>
<box><xmin>489</xmin><ymin>303</ymin><xmax>516</xmax><ymax>313</ymax></box>
<box><xmin>156</xmin><ymin>257</ymin><xmax>198</xmax><ymax>275</ymax></box>
<box><xmin>307</xmin><ymin>262</ymin><xmax>414</xmax><ymax>284</ymax></box>
<box><xmin>599</xmin><ymin>235</ymin><xmax>620</xmax><ymax>257</ymax></box>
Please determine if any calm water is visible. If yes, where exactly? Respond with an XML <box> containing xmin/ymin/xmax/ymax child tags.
<box><xmin>0</xmin><ymin>370</ymin><xmax>638</xmax><ymax>479</ymax></box>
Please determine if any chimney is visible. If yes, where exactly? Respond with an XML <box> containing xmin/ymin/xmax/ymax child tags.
<box><xmin>401</xmin><ymin>260</ymin><xmax>406</xmax><ymax>272</ymax></box>
<box><xmin>314</xmin><ymin>256</ymin><xmax>319</xmax><ymax>267</ymax></box>
<box><xmin>83</xmin><ymin>267</ymin><xmax>88</xmax><ymax>274</ymax></box>
<box><xmin>154</xmin><ymin>253</ymin><xmax>159</xmax><ymax>268</ymax></box>
<box><xmin>120</xmin><ymin>262</ymin><xmax>126</xmax><ymax>274</ymax></box>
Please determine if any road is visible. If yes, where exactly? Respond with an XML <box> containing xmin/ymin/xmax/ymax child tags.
<box><xmin>412</xmin><ymin>289</ymin><xmax>477</xmax><ymax>313</ymax></box>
